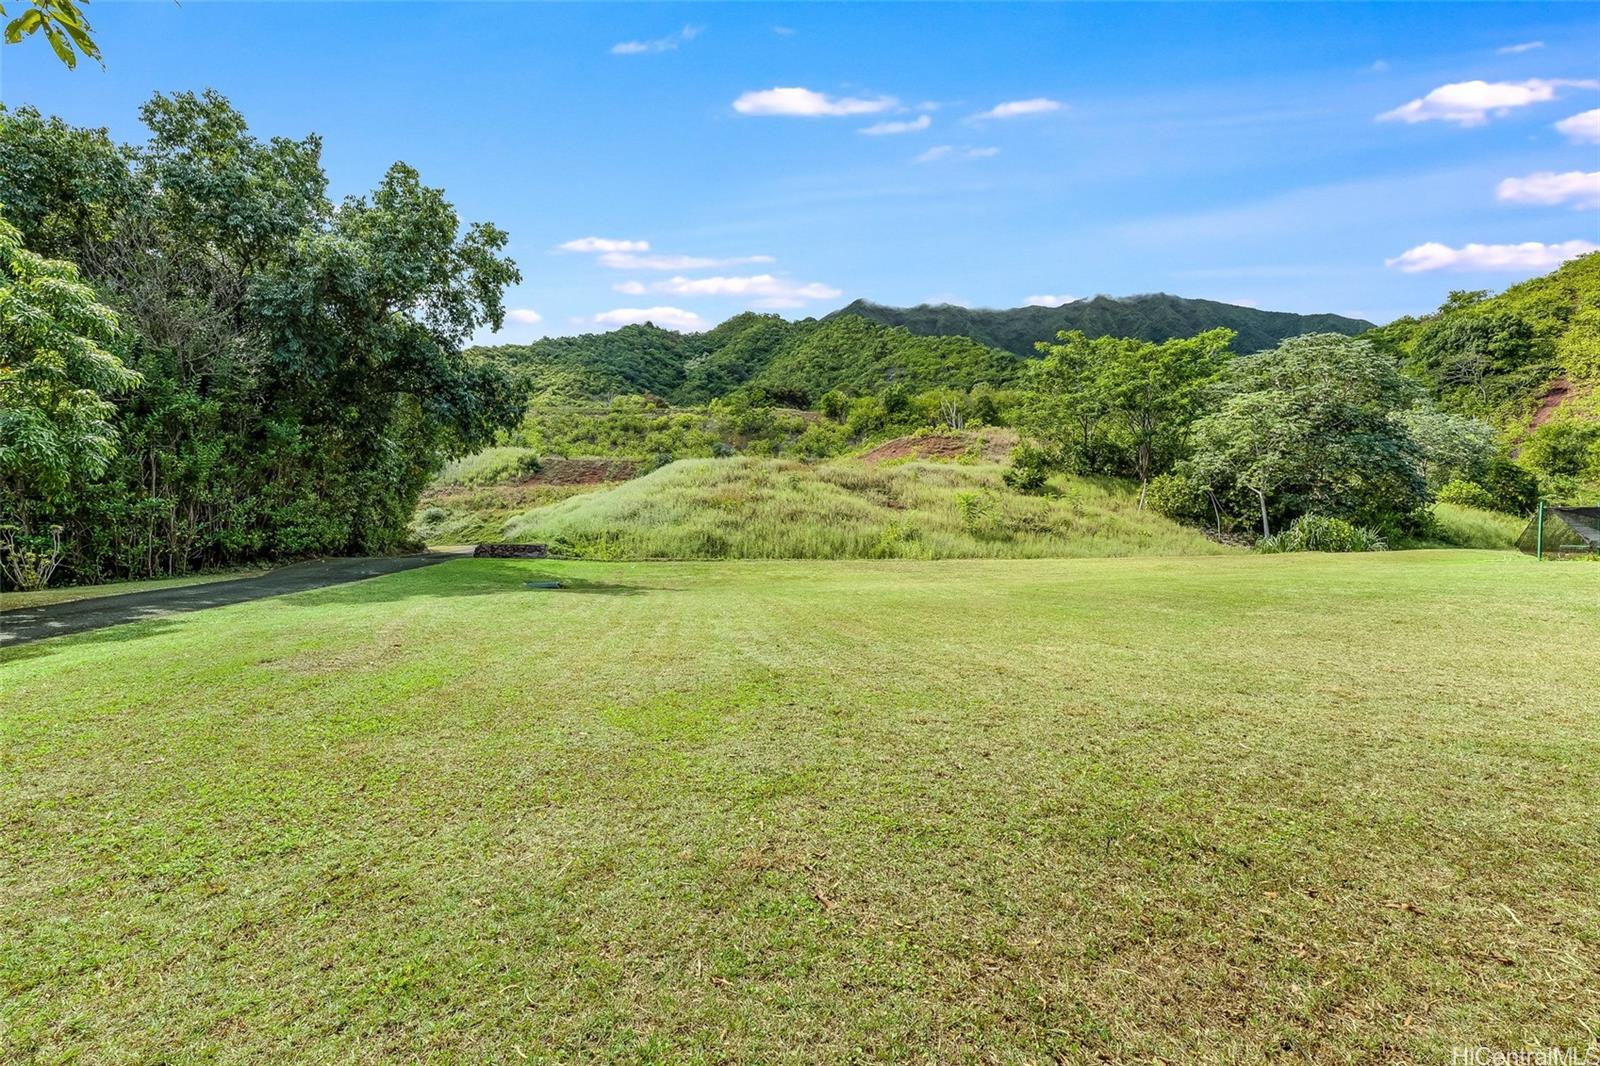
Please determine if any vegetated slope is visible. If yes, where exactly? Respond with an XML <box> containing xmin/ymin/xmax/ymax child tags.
<box><xmin>473</xmin><ymin>292</ymin><xmax>1375</xmax><ymax>406</ymax></box>
<box><xmin>745</xmin><ymin>315</ymin><xmax>1019</xmax><ymax>404</ymax></box>
<box><xmin>499</xmin><ymin>456</ymin><xmax>1229</xmax><ymax>559</ymax></box>
<box><xmin>827</xmin><ymin>294</ymin><xmax>1375</xmax><ymax>357</ymax></box>
<box><xmin>1365</xmin><ymin>252</ymin><xmax>1599</xmax><ymax>425</ymax></box>
<box><xmin>475</xmin><ymin>313</ymin><xmax>1023</xmax><ymax>407</ymax></box>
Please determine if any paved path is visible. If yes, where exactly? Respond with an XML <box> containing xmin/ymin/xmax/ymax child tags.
<box><xmin>0</xmin><ymin>551</ymin><xmax>467</xmax><ymax>648</ymax></box>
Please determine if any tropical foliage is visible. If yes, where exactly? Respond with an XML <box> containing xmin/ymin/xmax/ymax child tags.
<box><xmin>0</xmin><ymin>94</ymin><xmax>521</xmax><ymax>584</ymax></box>
<box><xmin>1</xmin><ymin>0</ymin><xmax>99</xmax><ymax>68</ymax></box>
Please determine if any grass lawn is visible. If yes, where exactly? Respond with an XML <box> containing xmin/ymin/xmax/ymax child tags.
<box><xmin>2</xmin><ymin>551</ymin><xmax>1596</xmax><ymax>1062</ymax></box>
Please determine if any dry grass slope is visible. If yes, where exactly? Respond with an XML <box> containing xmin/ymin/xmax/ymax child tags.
<box><xmin>500</xmin><ymin>456</ymin><xmax>1231</xmax><ymax>560</ymax></box>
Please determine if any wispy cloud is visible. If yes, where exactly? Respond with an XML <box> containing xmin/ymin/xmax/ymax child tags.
<box><xmin>598</xmin><ymin>252</ymin><xmax>775</xmax><ymax>271</ymax></box>
<box><xmin>639</xmin><ymin>274</ymin><xmax>842</xmax><ymax>309</ymax></box>
<box><xmin>1377</xmin><ymin>78</ymin><xmax>1598</xmax><ymax>126</ymax></box>
<box><xmin>612</xmin><ymin>280</ymin><xmax>647</xmax><ymax>295</ymax></box>
<box><xmin>733</xmin><ymin>87</ymin><xmax>896</xmax><ymax>117</ymax></box>
<box><xmin>504</xmin><ymin>308</ymin><xmax>543</xmax><ymax>324</ymax></box>
<box><xmin>611</xmin><ymin>25</ymin><xmax>702</xmax><ymax>56</ymax></box>
<box><xmin>859</xmin><ymin>115</ymin><xmax>931</xmax><ymax>136</ymax></box>
<box><xmin>1496</xmin><ymin>171</ymin><xmax>1600</xmax><ymax>209</ymax></box>
<box><xmin>558</xmin><ymin>237</ymin><xmax>650</xmax><ymax>253</ymax></box>
<box><xmin>1496</xmin><ymin>41</ymin><xmax>1544</xmax><ymax>55</ymax></box>
<box><xmin>971</xmin><ymin>97</ymin><xmax>1064</xmax><ymax>121</ymax></box>
<box><xmin>593</xmin><ymin>306</ymin><xmax>708</xmax><ymax>332</ymax></box>
<box><xmin>1023</xmin><ymin>294</ymin><xmax>1079</xmax><ymax>307</ymax></box>
<box><xmin>771</xmin><ymin>25</ymin><xmax>795</xmax><ymax>37</ymax></box>
<box><xmin>1556</xmin><ymin>108</ymin><xmax>1600</xmax><ymax>143</ymax></box>
<box><xmin>914</xmin><ymin>145</ymin><xmax>999</xmax><ymax>164</ymax></box>
<box><xmin>1385</xmin><ymin>239</ymin><xmax>1599</xmax><ymax>273</ymax></box>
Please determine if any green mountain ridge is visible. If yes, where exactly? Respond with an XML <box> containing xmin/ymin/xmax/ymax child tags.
<box><xmin>827</xmin><ymin>294</ymin><xmax>1375</xmax><ymax>357</ymax></box>
<box><xmin>475</xmin><ymin>293</ymin><xmax>1375</xmax><ymax>406</ymax></box>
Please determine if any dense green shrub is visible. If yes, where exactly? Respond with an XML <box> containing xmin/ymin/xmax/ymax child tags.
<box><xmin>1145</xmin><ymin>471</ymin><xmax>1210</xmax><ymax>525</ymax></box>
<box><xmin>1521</xmin><ymin>421</ymin><xmax>1600</xmax><ymax>481</ymax></box>
<box><xmin>1435</xmin><ymin>479</ymin><xmax>1497</xmax><ymax>511</ymax></box>
<box><xmin>1478</xmin><ymin>456</ymin><xmax>1541</xmax><ymax>515</ymax></box>
<box><xmin>1001</xmin><ymin>442</ymin><xmax>1052</xmax><ymax>493</ymax></box>
<box><xmin>1257</xmin><ymin>514</ymin><xmax>1387</xmax><ymax>554</ymax></box>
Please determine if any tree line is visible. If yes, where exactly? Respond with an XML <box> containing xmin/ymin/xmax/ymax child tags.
<box><xmin>1</xmin><ymin>94</ymin><xmax>523</xmax><ymax>587</ymax></box>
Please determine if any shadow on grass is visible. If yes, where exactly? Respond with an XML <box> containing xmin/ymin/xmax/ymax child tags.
<box><xmin>0</xmin><ymin>557</ymin><xmax>665</xmax><ymax>662</ymax></box>
<box><xmin>266</xmin><ymin>560</ymin><xmax>655</xmax><ymax>608</ymax></box>
<box><xmin>0</xmin><ymin>614</ymin><xmax>189</xmax><ymax>665</ymax></box>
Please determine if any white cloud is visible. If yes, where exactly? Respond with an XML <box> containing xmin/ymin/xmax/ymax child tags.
<box><xmin>859</xmin><ymin>115</ymin><xmax>931</xmax><ymax>136</ymax></box>
<box><xmin>611</xmin><ymin>25</ymin><xmax>702</xmax><ymax>56</ymax></box>
<box><xmin>972</xmin><ymin>97</ymin><xmax>1064</xmax><ymax>121</ymax></box>
<box><xmin>1368</xmin><ymin>59</ymin><xmax>1391</xmax><ymax>73</ymax></box>
<box><xmin>597</xmin><ymin>251</ymin><xmax>775</xmax><ymax>271</ymax></box>
<box><xmin>505</xmin><ymin>308</ymin><xmax>543</xmax><ymax>324</ymax></box>
<box><xmin>1377</xmin><ymin>78</ymin><xmax>1599</xmax><ymax>126</ymax></box>
<box><xmin>559</xmin><ymin>237</ymin><xmax>650</xmax><ymax>253</ymax></box>
<box><xmin>1385</xmin><ymin>239</ymin><xmax>1600</xmax><ymax>273</ymax></box>
<box><xmin>1023</xmin><ymin>294</ymin><xmax>1079</xmax><ymax>307</ymax></box>
<box><xmin>914</xmin><ymin>145</ymin><xmax>999</xmax><ymax>164</ymax></box>
<box><xmin>1496</xmin><ymin>171</ymin><xmax>1600</xmax><ymax>209</ymax></box>
<box><xmin>612</xmin><ymin>280</ymin><xmax>647</xmax><ymax>295</ymax></box>
<box><xmin>1556</xmin><ymin>108</ymin><xmax>1600</xmax><ymax>143</ymax></box>
<box><xmin>644</xmin><ymin>274</ymin><xmax>843</xmax><ymax>309</ymax></box>
<box><xmin>1497</xmin><ymin>41</ymin><xmax>1544</xmax><ymax>55</ymax></box>
<box><xmin>732</xmin><ymin>87</ymin><xmax>896</xmax><ymax>117</ymax></box>
<box><xmin>593</xmin><ymin>306</ymin><xmax>708</xmax><ymax>332</ymax></box>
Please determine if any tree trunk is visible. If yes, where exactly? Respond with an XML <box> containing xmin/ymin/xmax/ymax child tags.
<box><xmin>1208</xmin><ymin>490</ymin><xmax>1223</xmax><ymax>533</ymax></box>
<box><xmin>1257</xmin><ymin>490</ymin><xmax>1271</xmax><ymax>537</ymax></box>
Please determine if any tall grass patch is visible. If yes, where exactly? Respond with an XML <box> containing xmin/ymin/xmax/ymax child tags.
<box><xmin>501</xmin><ymin>457</ymin><xmax>1230</xmax><ymax>560</ymax></box>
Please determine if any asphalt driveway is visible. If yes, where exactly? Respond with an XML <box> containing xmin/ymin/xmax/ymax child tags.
<box><xmin>0</xmin><ymin>552</ymin><xmax>465</xmax><ymax>648</ymax></box>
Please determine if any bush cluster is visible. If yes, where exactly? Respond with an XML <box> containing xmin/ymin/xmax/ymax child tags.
<box><xmin>1257</xmin><ymin>515</ymin><xmax>1387</xmax><ymax>554</ymax></box>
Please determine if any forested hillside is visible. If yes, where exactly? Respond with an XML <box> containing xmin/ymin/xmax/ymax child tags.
<box><xmin>1364</xmin><ymin>252</ymin><xmax>1599</xmax><ymax>424</ymax></box>
<box><xmin>827</xmin><ymin>294</ymin><xmax>1375</xmax><ymax>357</ymax></box>
<box><xmin>477</xmin><ymin>312</ymin><xmax>1022</xmax><ymax>407</ymax></box>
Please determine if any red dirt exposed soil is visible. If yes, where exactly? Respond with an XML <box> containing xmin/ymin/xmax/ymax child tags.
<box><xmin>859</xmin><ymin>431</ymin><xmax>1016</xmax><ymax>464</ymax></box>
<box><xmin>521</xmin><ymin>458</ymin><xmax>637</xmax><ymax>485</ymax></box>
<box><xmin>1529</xmin><ymin>377</ymin><xmax>1573</xmax><ymax>430</ymax></box>
<box><xmin>860</xmin><ymin>435</ymin><xmax>972</xmax><ymax>463</ymax></box>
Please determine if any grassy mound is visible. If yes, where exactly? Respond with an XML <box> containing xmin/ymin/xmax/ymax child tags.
<box><xmin>500</xmin><ymin>456</ymin><xmax>1229</xmax><ymax>559</ymax></box>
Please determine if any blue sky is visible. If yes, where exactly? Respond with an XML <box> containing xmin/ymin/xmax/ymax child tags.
<box><xmin>4</xmin><ymin>2</ymin><xmax>1599</xmax><ymax>343</ymax></box>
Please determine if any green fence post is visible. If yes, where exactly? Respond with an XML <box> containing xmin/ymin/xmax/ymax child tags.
<box><xmin>1535</xmin><ymin>500</ymin><xmax>1544</xmax><ymax>561</ymax></box>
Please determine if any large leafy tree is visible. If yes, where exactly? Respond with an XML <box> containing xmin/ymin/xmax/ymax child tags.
<box><xmin>0</xmin><ymin>92</ymin><xmax>522</xmax><ymax>581</ymax></box>
<box><xmin>0</xmin><ymin>211</ymin><xmax>137</xmax><ymax>513</ymax></box>
<box><xmin>1185</xmin><ymin>334</ymin><xmax>1428</xmax><ymax>535</ymax></box>
<box><xmin>1027</xmin><ymin>328</ymin><xmax>1233</xmax><ymax>502</ymax></box>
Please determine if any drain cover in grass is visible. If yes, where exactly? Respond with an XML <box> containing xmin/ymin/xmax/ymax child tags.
<box><xmin>523</xmin><ymin>580</ymin><xmax>564</xmax><ymax>590</ymax></box>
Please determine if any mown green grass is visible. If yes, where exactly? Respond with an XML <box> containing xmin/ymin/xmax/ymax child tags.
<box><xmin>502</xmin><ymin>456</ymin><xmax>1229</xmax><ymax>560</ymax></box>
<box><xmin>2</xmin><ymin>552</ymin><xmax>1596</xmax><ymax>1062</ymax></box>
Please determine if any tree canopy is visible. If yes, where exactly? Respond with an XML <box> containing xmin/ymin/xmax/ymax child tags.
<box><xmin>0</xmin><ymin>93</ymin><xmax>522</xmax><ymax>583</ymax></box>
<box><xmin>1185</xmin><ymin>334</ymin><xmax>1428</xmax><ymax>535</ymax></box>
